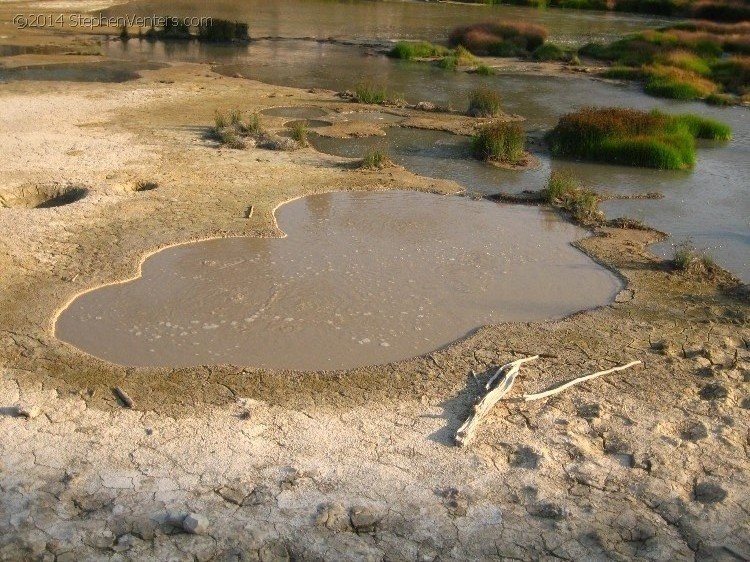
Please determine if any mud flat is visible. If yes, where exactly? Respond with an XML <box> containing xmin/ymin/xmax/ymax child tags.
<box><xmin>0</xmin><ymin>51</ymin><xmax>748</xmax><ymax>562</ymax></box>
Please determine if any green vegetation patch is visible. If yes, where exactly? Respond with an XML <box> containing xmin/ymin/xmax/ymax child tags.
<box><xmin>546</xmin><ymin>107</ymin><xmax>731</xmax><ymax>170</ymax></box>
<box><xmin>467</xmin><ymin>87</ymin><xmax>503</xmax><ymax>117</ymax></box>
<box><xmin>581</xmin><ymin>22</ymin><xmax>750</xmax><ymax>102</ymax></box>
<box><xmin>472</xmin><ymin>121</ymin><xmax>526</xmax><ymax>164</ymax></box>
<box><xmin>388</xmin><ymin>41</ymin><xmax>450</xmax><ymax>60</ymax></box>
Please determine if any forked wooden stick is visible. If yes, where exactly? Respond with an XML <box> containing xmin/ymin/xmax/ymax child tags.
<box><xmin>455</xmin><ymin>356</ymin><xmax>539</xmax><ymax>447</ymax></box>
<box><xmin>521</xmin><ymin>360</ymin><xmax>641</xmax><ymax>401</ymax></box>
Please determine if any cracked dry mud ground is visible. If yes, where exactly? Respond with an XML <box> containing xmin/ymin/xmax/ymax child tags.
<box><xmin>0</xmin><ymin>63</ymin><xmax>748</xmax><ymax>561</ymax></box>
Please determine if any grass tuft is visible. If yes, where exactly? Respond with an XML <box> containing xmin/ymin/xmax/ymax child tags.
<box><xmin>355</xmin><ymin>83</ymin><xmax>387</xmax><ymax>104</ymax></box>
<box><xmin>360</xmin><ymin>149</ymin><xmax>391</xmax><ymax>169</ymax></box>
<box><xmin>475</xmin><ymin>63</ymin><xmax>495</xmax><ymax>75</ymax></box>
<box><xmin>289</xmin><ymin>121</ymin><xmax>308</xmax><ymax>146</ymax></box>
<box><xmin>544</xmin><ymin>170</ymin><xmax>603</xmax><ymax>225</ymax></box>
<box><xmin>388</xmin><ymin>41</ymin><xmax>450</xmax><ymax>60</ymax></box>
<box><xmin>467</xmin><ymin>87</ymin><xmax>503</xmax><ymax>117</ymax></box>
<box><xmin>672</xmin><ymin>241</ymin><xmax>719</xmax><ymax>275</ymax></box>
<box><xmin>472</xmin><ymin>121</ymin><xmax>525</xmax><ymax>164</ymax></box>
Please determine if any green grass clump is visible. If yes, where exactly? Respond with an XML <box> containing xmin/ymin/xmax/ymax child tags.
<box><xmin>438</xmin><ymin>56</ymin><xmax>458</xmax><ymax>70</ymax></box>
<box><xmin>467</xmin><ymin>87</ymin><xmax>503</xmax><ymax>117</ymax></box>
<box><xmin>388</xmin><ymin>41</ymin><xmax>450</xmax><ymax>60</ymax></box>
<box><xmin>671</xmin><ymin>113</ymin><xmax>732</xmax><ymax>140</ymax></box>
<box><xmin>544</xmin><ymin>169</ymin><xmax>582</xmax><ymax>202</ymax></box>
<box><xmin>449</xmin><ymin>21</ymin><xmax>549</xmax><ymax>57</ymax></box>
<box><xmin>546</xmin><ymin>107</ymin><xmax>730</xmax><ymax>169</ymax></box>
<box><xmin>644</xmin><ymin>65</ymin><xmax>718</xmax><ymax>99</ymax></box>
<box><xmin>705</xmin><ymin>92</ymin><xmax>736</xmax><ymax>105</ymax></box>
<box><xmin>581</xmin><ymin>23</ymin><xmax>750</xmax><ymax>102</ymax></box>
<box><xmin>672</xmin><ymin>241</ymin><xmax>719</xmax><ymax>275</ymax></box>
<box><xmin>475</xmin><ymin>63</ymin><xmax>495</xmax><ymax>75</ymax></box>
<box><xmin>289</xmin><ymin>121</ymin><xmax>308</xmax><ymax>146</ymax></box>
<box><xmin>543</xmin><ymin>170</ymin><xmax>603</xmax><ymax>225</ymax></box>
<box><xmin>212</xmin><ymin>110</ymin><xmax>266</xmax><ymax>149</ymax></box>
<box><xmin>532</xmin><ymin>43</ymin><xmax>567</xmax><ymax>61</ymax></box>
<box><xmin>360</xmin><ymin>149</ymin><xmax>391</xmax><ymax>169</ymax></box>
<box><xmin>601</xmin><ymin>66</ymin><xmax>644</xmax><ymax>79</ymax></box>
<box><xmin>472</xmin><ymin>121</ymin><xmax>525</xmax><ymax>164</ymax></box>
<box><xmin>355</xmin><ymin>83</ymin><xmax>387</xmax><ymax>104</ymax></box>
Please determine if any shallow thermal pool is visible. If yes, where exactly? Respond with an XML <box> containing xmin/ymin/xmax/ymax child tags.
<box><xmin>56</xmin><ymin>191</ymin><xmax>622</xmax><ymax>371</ymax></box>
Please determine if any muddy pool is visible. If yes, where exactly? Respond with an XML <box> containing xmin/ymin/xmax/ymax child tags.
<box><xmin>55</xmin><ymin>191</ymin><xmax>622</xmax><ymax>370</ymax></box>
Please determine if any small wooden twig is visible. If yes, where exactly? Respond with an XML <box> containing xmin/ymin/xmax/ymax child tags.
<box><xmin>522</xmin><ymin>361</ymin><xmax>641</xmax><ymax>402</ymax></box>
<box><xmin>456</xmin><ymin>356</ymin><xmax>539</xmax><ymax>447</ymax></box>
<box><xmin>114</xmin><ymin>386</ymin><xmax>134</xmax><ymax>408</ymax></box>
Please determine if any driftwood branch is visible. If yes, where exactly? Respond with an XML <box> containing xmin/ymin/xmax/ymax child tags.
<box><xmin>455</xmin><ymin>356</ymin><xmax>539</xmax><ymax>447</ymax></box>
<box><xmin>522</xmin><ymin>361</ymin><xmax>642</xmax><ymax>402</ymax></box>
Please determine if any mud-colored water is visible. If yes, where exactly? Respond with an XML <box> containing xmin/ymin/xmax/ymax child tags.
<box><xmin>56</xmin><ymin>191</ymin><xmax>621</xmax><ymax>370</ymax></box>
<box><xmin>261</xmin><ymin>106</ymin><xmax>329</xmax><ymax>119</ymax></box>
<box><xmin>103</xmin><ymin>0</ymin><xmax>671</xmax><ymax>45</ymax></box>
<box><xmin>310</xmin><ymin>121</ymin><xmax>749</xmax><ymax>282</ymax></box>
<box><xmin>0</xmin><ymin>61</ymin><xmax>166</xmax><ymax>82</ymax></box>
<box><xmin>99</xmin><ymin>32</ymin><xmax>749</xmax><ymax>281</ymax></box>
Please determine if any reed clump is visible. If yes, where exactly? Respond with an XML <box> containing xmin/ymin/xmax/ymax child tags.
<box><xmin>472</xmin><ymin>121</ymin><xmax>525</xmax><ymax>165</ymax></box>
<box><xmin>360</xmin><ymin>149</ymin><xmax>392</xmax><ymax>169</ymax></box>
<box><xmin>672</xmin><ymin>241</ymin><xmax>719</xmax><ymax>275</ymax></box>
<box><xmin>546</xmin><ymin>107</ymin><xmax>731</xmax><ymax>169</ymax></box>
<box><xmin>581</xmin><ymin>21</ymin><xmax>750</xmax><ymax>102</ymax></box>
<box><xmin>467</xmin><ymin>87</ymin><xmax>503</xmax><ymax>117</ymax></box>
<box><xmin>449</xmin><ymin>21</ymin><xmax>549</xmax><ymax>57</ymax></box>
<box><xmin>543</xmin><ymin>170</ymin><xmax>604</xmax><ymax>226</ymax></box>
<box><xmin>289</xmin><ymin>121</ymin><xmax>308</xmax><ymax>147</ymax></box>
<box><xmin>355</xmin><ymin>83</ymin><xmax>388</xmax><ymax>104</ymax></box>
<box><xmin>388</xmin><ymin>41</ymin><xmax>450</xmax><ymax>60</ymax></box>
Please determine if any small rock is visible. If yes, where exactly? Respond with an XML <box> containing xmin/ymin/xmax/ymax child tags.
<box><xmin>741</xmin><ymin>397</ymin><xmax>750</xmax><ymax>409</ymax></box>
<box><xmin>699</xmin><ymin>384</ymin><xmax>728</xmax><ymax>401</ymax></box>
<box><xmin>350</xmin><ymin>506</ymin><xmax>380</xmax><ymax>534</ymax></box>
<box><xmin>694</xmin><ymin>357</ymin><xmax>712</xmax><ymax>369</ymax></box>
<box><xmin>216</xmin><ymin>486</ymin><xmax>246</xmax><ymax>506</ymax></box>
<box><xmin>182</xmin><ymin>513</ymin><xmax>209</xmax><ymax>535</ymax></box>
<box><xmin>14</xmin><ymin>403</ymin><xmax>41</xmax><ymax>419</ymax></box>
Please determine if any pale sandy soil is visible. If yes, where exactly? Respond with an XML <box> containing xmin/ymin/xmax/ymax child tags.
<box><xmin>0</xmin><ymin>55</ymin><xmax>748</xmax><ymax>562</ymax></box>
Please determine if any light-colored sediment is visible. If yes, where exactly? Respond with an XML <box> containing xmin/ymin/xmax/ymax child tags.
<box><xmin>0</xmin><ymin>51</ymin><xmax>748</xmax><ymax>562</ymax></box>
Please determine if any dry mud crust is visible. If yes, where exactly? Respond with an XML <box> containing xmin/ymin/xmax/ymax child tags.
<box><xmin>0</xmin><ymin>61</ymin><xmax>748</xmax><ymax>561</ymax></box>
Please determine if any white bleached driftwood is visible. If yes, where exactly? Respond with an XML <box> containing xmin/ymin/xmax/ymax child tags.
<box><xmin>455</xmin><ymin>355</ymin><xmax>539</xmax><ymax>447</ymax></box>
<box><xmin>522</xmin><ymin>360</ymin><xmax>642</xmax><ymax>402</ymax></box>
